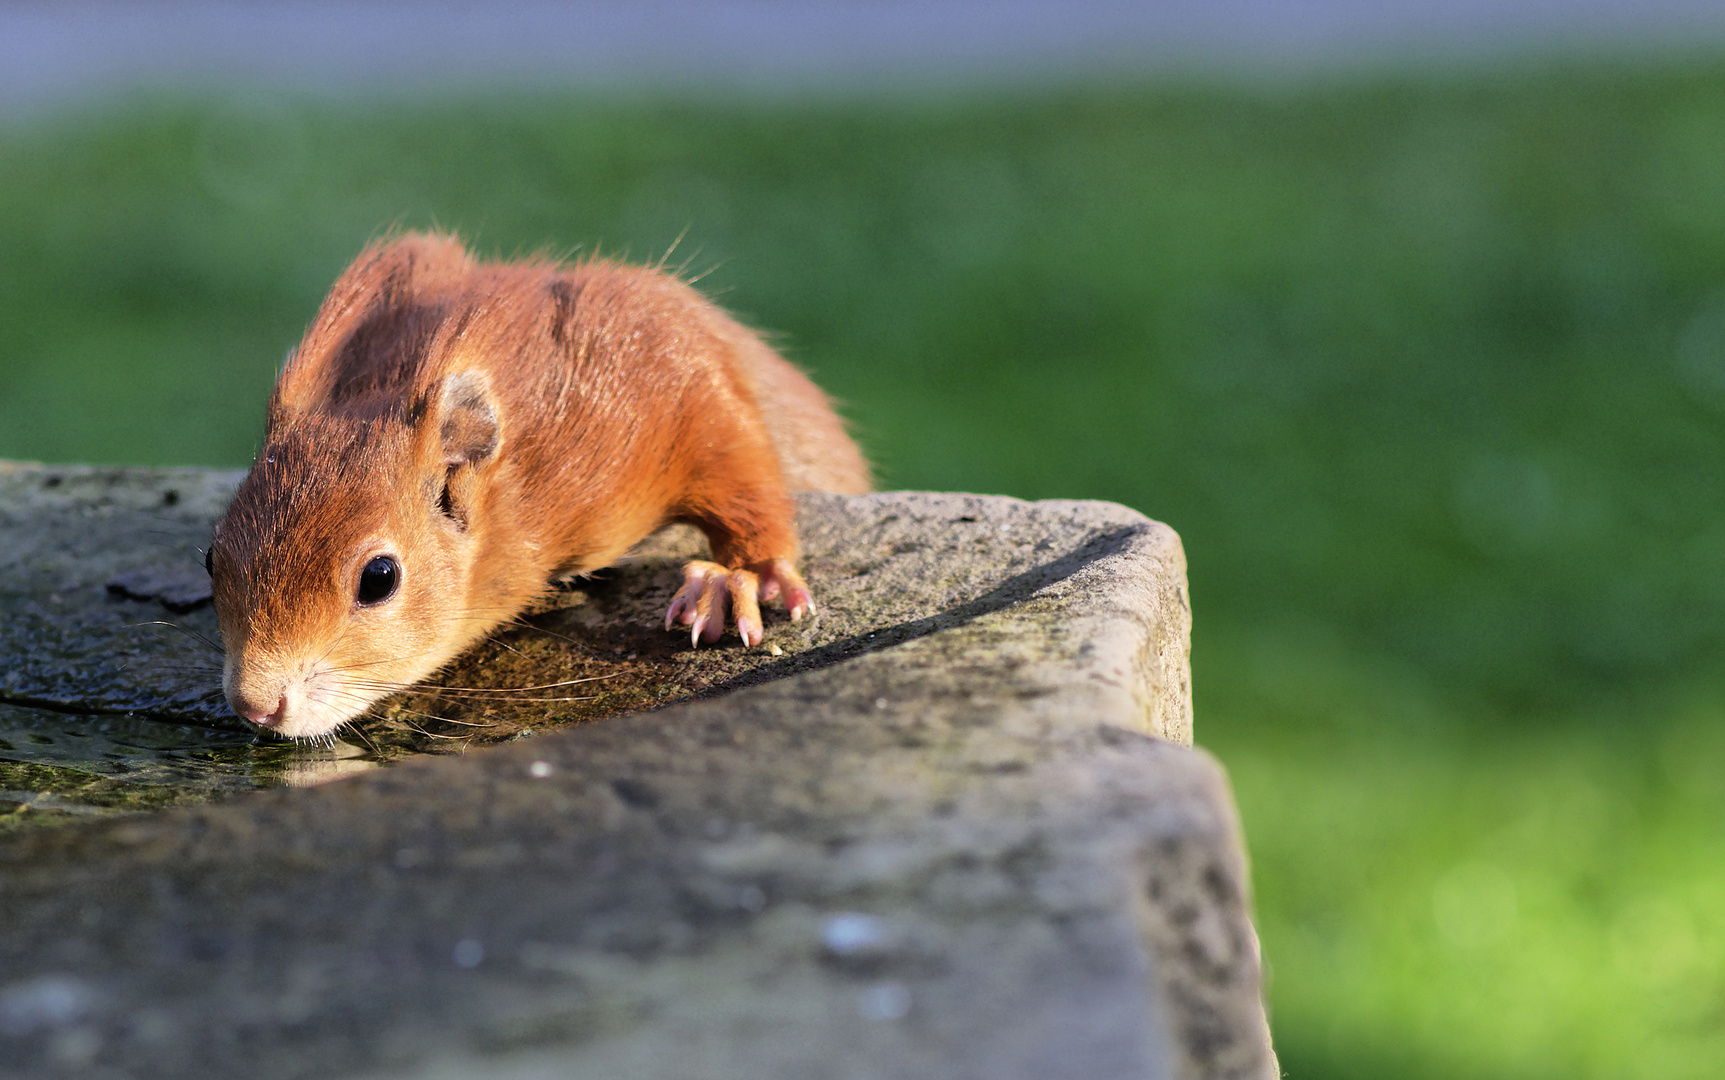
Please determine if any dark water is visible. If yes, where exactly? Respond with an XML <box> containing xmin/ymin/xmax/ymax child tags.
<box><xmin>0</xmin><ymin>702</ymin><xmax>377</xmax><ymax>829</ymax></box>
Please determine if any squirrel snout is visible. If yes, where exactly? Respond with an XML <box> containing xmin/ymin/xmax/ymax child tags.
<box><xmin>229</xmin><ymin>686</ymin><xmax>288</xmax><ymax>729</ymax></box>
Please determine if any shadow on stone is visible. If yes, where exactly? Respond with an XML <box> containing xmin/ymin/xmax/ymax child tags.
<box><xmin>695</xmin><ymin>523</ymin><xmax>1148</xmax><ymax>700</ymax></box>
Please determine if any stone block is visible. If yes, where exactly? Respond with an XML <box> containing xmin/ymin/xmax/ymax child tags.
<box><xmin>0</xmin><ymin>462</ymin><xmax>1275</xmax><ymax>1079</ymax></box>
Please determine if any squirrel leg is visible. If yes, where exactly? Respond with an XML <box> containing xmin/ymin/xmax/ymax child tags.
<box><xmin>661</xmin><ymin>423</ymin><xmax>810</xmax><ymax>647</ymax></box>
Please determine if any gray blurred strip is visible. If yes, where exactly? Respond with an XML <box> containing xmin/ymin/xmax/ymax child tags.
<box><xmin>5</xmin><ymin>0</ymin><xmax>1725</xmax><ymax>112</ymax></box>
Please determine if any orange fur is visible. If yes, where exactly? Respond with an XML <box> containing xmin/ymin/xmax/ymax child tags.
<box><xmin>208</xmin><ymin>232</ymin><xmax>869</xmax><ymax>738</ymax></box>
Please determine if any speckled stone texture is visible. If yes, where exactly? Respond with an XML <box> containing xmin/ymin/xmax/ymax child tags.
<box><xmin>0</xmin><ymin>461</ymin><xmax>1275</xmax><ymax>1080</ymax></box>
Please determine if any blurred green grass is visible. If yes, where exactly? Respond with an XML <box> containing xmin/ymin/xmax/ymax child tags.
<box><xmin>4</xmin><ymin>60</ymin><xmax>1725</xmax><ymax>1077</ymax></box>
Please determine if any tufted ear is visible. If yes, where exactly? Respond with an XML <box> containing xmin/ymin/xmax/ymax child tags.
<box><xmin>436</xmin><ymin>370</ymin><xmax>500</xmax><ymax>467</ymax></box>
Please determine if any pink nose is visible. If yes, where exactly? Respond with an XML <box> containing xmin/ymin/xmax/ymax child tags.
<box><xmin>233</xmin><ymin>694</ymin><xmax>288</xmax><ymax>728</ymax></box>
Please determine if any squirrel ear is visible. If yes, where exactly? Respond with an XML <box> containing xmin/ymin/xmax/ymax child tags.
<box><xmin>436</xmin><ymin>370</ymin><xmax>500</xmax><ymax>466</ymax></box>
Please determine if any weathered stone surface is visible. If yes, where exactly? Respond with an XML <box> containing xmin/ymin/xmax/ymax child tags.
<box><xmin>0</xmin><ymin>462</ymin><xmax>1192</xmax><ymax>748</ymax></box>
<box><xmin>0</xmin><ymin>462</ymin><xmax>1274</xmax><ymax>1079</ymax></box>
<box><xmin>0</xmin><ymin>462</ymin><xmax>240</xmax><ymax>723</ymax></box>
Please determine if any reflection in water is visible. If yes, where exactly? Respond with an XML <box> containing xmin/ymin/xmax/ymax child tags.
<box><xmin>273</xmin><ymin>739</ymin><xmax>377</xmax><ymax>788</ymax></box>
<box><xmin>0</xmin><ymin>702</ymin><xmax>380</xmax><ymax>827</ymax></box>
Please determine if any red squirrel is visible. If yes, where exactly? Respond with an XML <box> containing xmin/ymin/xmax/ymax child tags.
<box><xmin>206</xmin><ymin>232</ymin><xmax>870</xmax><ymax>739</ymax></box>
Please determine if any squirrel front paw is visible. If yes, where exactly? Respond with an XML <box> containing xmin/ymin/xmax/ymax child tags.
<box><xmin>664</xmin><ymin>558</ymin><xmax>814</xmax><ymax>647</ymax></box>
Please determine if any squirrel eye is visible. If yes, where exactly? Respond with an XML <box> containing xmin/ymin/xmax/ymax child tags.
<box><xmin>356</xmin><ymin>555</ymin><xmax>400</xmax><ymax>605</ymax></box>
<box><xmin>203</xmin><ymin>546</ymin><xmax>213</xmax><ymax>577</ymax></box>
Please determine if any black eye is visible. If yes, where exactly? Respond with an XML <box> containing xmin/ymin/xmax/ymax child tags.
<box><xmin>203</xmin><ymin>546</ymin><xmax>213</xmax><ymax>577</ymax></box>
<box><xmin>357</xmin><ymin>555</ymin><xmax>400</xmax><ymax>605</ymax></box>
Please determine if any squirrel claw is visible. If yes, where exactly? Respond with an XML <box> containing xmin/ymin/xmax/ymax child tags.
<box><xmin>761</xmin><ymin>559</ymin><xmax>814</xmax><ymax>622</ymax></box>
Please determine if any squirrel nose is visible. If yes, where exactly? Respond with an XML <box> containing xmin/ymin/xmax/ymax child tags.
<box><xmin>233</xmin><ymin>692</ymin><xmax>288</xmax><ymax>728</ymax></box>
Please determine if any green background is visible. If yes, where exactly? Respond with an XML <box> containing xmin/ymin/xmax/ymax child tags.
<box><xmin>4</xmin><ymin>61</ymin><xmax>1725</xmax><ymax>1077</ymax></box>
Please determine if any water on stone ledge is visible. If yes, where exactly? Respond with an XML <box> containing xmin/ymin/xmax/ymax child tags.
<box><xmin>0</xmin><ymin>702</ymin><xmax>379</xmax><ymax>830</ymax></box>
